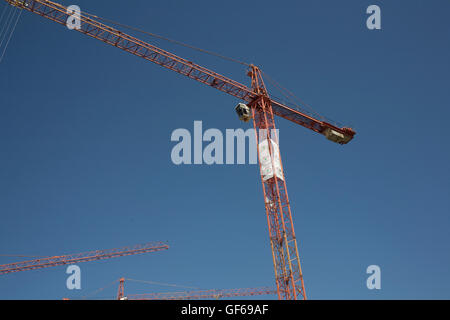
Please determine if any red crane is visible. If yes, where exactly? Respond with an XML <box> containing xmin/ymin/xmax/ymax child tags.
<box><xmin>5</xmin><ymin>0</ymin><xmax>356</xmax><ymax>300</ymax></box>
<box><xmin>127</xmin><ymin>288</ymin><xmax>276</xmax><ymax>300</ymax></box>
<box><xmin>116</xmin><ymin>278</ymin><xmax>275</xmax><ymax>300</ymax></box>
<box><xmin>0</xmin><ymin>242</ymin><xmax>169</xmax><ymax>275</ymax></box>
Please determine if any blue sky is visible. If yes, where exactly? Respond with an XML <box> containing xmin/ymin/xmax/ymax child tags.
<box><xmin>0</xmin><ymin>0</ymin><xmax>449</xmax><ymax>299</ymax></box>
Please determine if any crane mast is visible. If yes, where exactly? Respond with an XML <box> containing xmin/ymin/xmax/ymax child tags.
<box><xmin>5</xmin><ymin>0</ymin><xmax>357</xmax><ymax>299</ymax></box>
<box><xmin>117</xmin><ymin>277</ymin><xmax>125</xmax><ymax>300</ymax></box>
<box><xmin>249</xmin><ymin>66</ymin><xmax>305</xmax><ymax>299</ymax></box>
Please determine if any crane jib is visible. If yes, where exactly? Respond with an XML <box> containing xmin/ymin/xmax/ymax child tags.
<box><xmin>0</xmin><ymin>242</ymin><xmax>169</xmax><ymax>275</ymax></box>
<box><xmin>3</xmin><ymin>0</ymin><xmax>357</xmax><ymax>302</ymax></box>
<box><xmin>5</xmin><ymin>0</ymin><xmax>355</xmax><ymax>144</ymax></box>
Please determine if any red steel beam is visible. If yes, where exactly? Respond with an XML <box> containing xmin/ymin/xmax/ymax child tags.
<box><xmin>0</xmin><ymin>242</ymin><xmax>169</xmax><ymax>275</ymax></box>
<box><xmin>249</xmin><ymin>66</ymin><xmax>306</xmax><ymax>300</ymax></box>
<box><xmin>5</xmin><ymin>0</ymin><xmax>355</xmax><ymax>143</ymax></box>
<box><xmin>126</xmin><ymin>287</ymin><xmax>276</xmax><ymax>300</ymax></box>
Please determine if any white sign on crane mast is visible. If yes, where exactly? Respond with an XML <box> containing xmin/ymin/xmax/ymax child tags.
<box><xmin>258</xmin><ymin>139</ymin><xmax>284</xmax><ymax>182</ymax></box>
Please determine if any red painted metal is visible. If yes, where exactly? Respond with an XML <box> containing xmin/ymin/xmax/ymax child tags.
<box><xmin>5</xmin><ymin>0</ymin><xmax>355</xmax><ymax>142</ymax></box>
<box><xmin>117</xmin><ymin>278</ymin><xmax>125</xmax><ymax>300</ymax></box>
<box><xmin>5</xmin><ymin>0</ymin><xmax>357</xmax><ymax>300</ymax></box>
<box><xmin>126</xmin><ymin>287</ymin><xmax>276</xmax><ymax>300</ymax></box>
<box><xmin>249</xmin><ymin>66</ymin><xmax>306</xmax><ymax>300</ymax></box>
<box><xmin>0</xmin><ymin>242</ymin><xmax>169</xmax><ymax>275</ymax></box>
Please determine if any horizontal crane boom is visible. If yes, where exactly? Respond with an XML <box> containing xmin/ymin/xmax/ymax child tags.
<box><xmin>6</xmin><ymin>0</ymin><xmax>355</xmax><ymax>144</ymax></box>
<box><xmin>126</xmin><ymin>287</ymin><xmax>276</xmax><ymax>300</ymax></box>
<box><xmin>0</xmin><ymin>242</ymin><xmax>169</xmax><ymax>275</ymax></box>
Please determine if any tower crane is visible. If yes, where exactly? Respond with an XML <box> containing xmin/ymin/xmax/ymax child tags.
<box><xmin>4</xmin><ymin>0</ymin><xmax>356</xmax><ymax>300</ymax></box>
<box><xmin>0</xmin><ymin>241</ymin><xmax>169</xmax><ymax>275</ymax></box>
<box><xmin>116</xmin><ymin>278</ymin><xmax>275</xmax><ymax>300</ymax></box>
<box><xmin>126</xmin><ymin>288</ymin><xmax>276</xmax><ymax>300</ymax></box>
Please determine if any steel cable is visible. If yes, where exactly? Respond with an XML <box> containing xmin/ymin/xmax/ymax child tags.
<box><xmin>0</xmin><ymin>6</ymin><xmax>21</xmax><ymax>64</ymax></box>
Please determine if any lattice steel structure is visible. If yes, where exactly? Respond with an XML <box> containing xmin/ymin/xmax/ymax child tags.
<box><xmin>0</xmin><ymin>242</ymin><xmax>169</xmax><ymax>275</ymax></box>
<box><xmin>126</xmin><ymin>287</ymin><xmax>276</xmax><ymax>300</ymax></box>
<box><xmin>5</xmin><ymin>0</ymin><xmax>356</xmax><ymax>299</ymax></box>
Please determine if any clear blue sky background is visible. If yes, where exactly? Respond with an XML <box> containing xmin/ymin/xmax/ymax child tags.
<box><xmin>0</xmin><ymin>0</ymin><xmax>449</xmax><ymax>300</ymax></box>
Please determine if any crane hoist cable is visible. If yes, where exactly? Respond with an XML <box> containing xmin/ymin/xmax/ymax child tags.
<box><xmin>79</xmin><ymin>9</ymin><xmax>250</xmax><ymax>67</ymax></box>
<box><xmin>79</xmin><ymin>277</ymin><xmax>199</xmax><ymax>300</ymax></box>
<box><xmin>79</xmin><ymin>8</ymin><xmax>334</xmax><ymax>125</ymax></box>
<box><xmin>0</xmin><ymin>3</ymin><xmax>21</xmax><ymax>64</ymax></box>
<box><xmin>125</xmin><ymin>278</ymin><xmax>200</xmax><ymax>290</ymax></box>
<box><xmin>80</xmin><ymin>279</ymin><xmax>119</xmax><ymax>300</ymax></box>
<box><xmin>0</xmin><ymin>4</ymin><xmax>16</xmax><ymax>46</ymax></box>
<box><xmin>0</xmin><ymin>3</ymin><xmax>10</xmax><ymax>27</ymax></box>
<box><xmin>262</xmin><ymin>71</ymin><xmax>346</xmax><ymax>127</ymax></box>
